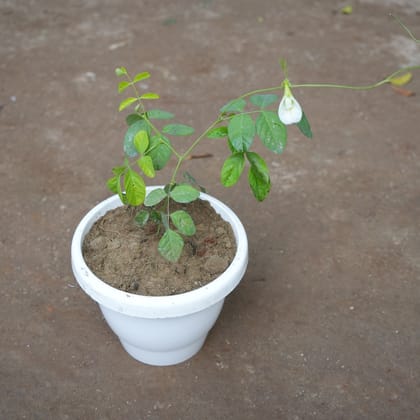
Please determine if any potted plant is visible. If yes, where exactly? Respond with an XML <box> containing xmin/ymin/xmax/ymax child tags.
<box><xmin>71</xmin><ymin>61</ymin><xmax>313</xmax><ymax>366</ymax></box>
<box><xmin>72</xmin><ymin>44</ymin><xmax>418</xmax><ymax>365</ymax></box>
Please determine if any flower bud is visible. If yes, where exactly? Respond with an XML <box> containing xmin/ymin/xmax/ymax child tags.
<box><xmin>278</xmin><ymin>84</ymin><xmax>302</xmax><ymax>125</ymax></box>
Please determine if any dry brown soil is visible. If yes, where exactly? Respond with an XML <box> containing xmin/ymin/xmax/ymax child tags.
<box><xmin>83</xmin><ymin>198</ymin><xmax>236</xmax><ymax>296</ymax></box>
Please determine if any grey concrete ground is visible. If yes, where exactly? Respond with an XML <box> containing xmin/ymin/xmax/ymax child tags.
<box><xmin>1</xmin><ymin>0</ymin><xmax>420</xmax><ymax>419</ymax></box>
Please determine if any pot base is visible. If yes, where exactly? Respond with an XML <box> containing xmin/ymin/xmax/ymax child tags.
<box><xmin>99</xmin><ymin>300</ymin><xmax>224</xmax><ymax>366</ymax></box>
<box><xmin>120</xmin><ymin>335</ymin><xmax>207</xmax><ymax>366</ymax></box>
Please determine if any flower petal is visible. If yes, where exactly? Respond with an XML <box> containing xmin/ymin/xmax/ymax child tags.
<box><xmin>278</xmin><ymin>93</ymin><xmax>303</xmax><ymax>125</ymax></box>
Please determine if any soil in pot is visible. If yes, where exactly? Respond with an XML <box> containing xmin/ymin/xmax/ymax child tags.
<box><xmin>82</xmin><ymin>199</ymin><xmax>236</xmax><ymax>296</ymax></box>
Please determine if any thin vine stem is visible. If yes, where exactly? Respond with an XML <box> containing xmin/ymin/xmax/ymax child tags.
<box><xmin>166</xmin><ymin>64</ymin><xmax>420</xmax><ymax>185</ymax></box>
<box><xmin>391</xmin><ymin>14</ymin><xmax>420</xmax><ymax>43</ymax></box>
<box><xmin>169</xmin><ymin>117</ymin><xmax>224</xmax><ymax>185</ymax></box>
<box><xmin>126</xmin><ymin>63</ymin><xmax>420</xmax><ymax>191</ymax></box>
<box><xmin>292</xmin><ymin>65</ymin><xmax>420</xmax><ymax>90</ymax></box>
<box><xmin>237</xmin><ymin>85</ymin><xmax>283</xmax><ymax>100</ymax></box>
<box><xmin>126</xmin><ymin>71</ymin><xmax>182</xmax><ymax>159</ymax></box>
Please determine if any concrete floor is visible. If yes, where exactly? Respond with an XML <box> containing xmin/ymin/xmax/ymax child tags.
<box><xmin>1</xmin><ymin>0</ymin><xmax>420</xmax><ymax>418</ymax></box>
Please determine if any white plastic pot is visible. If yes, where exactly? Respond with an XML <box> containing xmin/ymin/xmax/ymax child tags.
<box><xmin>71</xmin><ymin>187</ymin><xmax>248</xmax><ymax>366</ymax></box>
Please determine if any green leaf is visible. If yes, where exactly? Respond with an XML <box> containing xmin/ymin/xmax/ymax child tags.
<box><xmin>206</xmin><ymin>126</ymin><xmax>228</xmax><ymax>139</ymax></box>
<box><xmin>126</xmin><ymin>113</ymin><xmax>142</xmax><ymax>126</ymax></box>
<box><xmin>170</xmin><ymin>210</ymin><xmax>196</xmax><ymax>236</ymax></box>
<box><xmin>134</xmin><ymin>130</ymin><xmax>149</xmax><ymax>154</ymax></box>
<box><xmin>250</xmin><ymin>94</ymin><xmax>279</xmax><ymax>108</ymax></box>
<box><xmin>170</xmin><ymin>184</ymin><xmax>200</xmax><ymax>203</ymax></box>
<box><xmin>118</xmin><ymin>81</ymin><xmax>131</xmax><ymax>93</ymax></box>
<box><xmin>228</xmin><ymin>114</ymin><xmax>255</xmax><ymax>152</ymax></box>
<box><xmin>256</xmin><ymin>110</ymin><xmax>287</xmax><ymax>154</ymax></box>
<box><xmin>220</xmin><ymin>153</ymin><xmax>245</xmax><ymax>187</ymax></box>
<box><xmin>119</xmin><ymin>97</ymin><xmax>137</xmax><ymax>112</ymax></box>
<box><xmin>246</xmin><ymin>152</ymin><xmax>270</xmax><ymax>183</ymax></box>
<box><xmin>115</xmin><ymin>67</ymin><xmax>127</xmax><ymax>77</ymax></box>
<box><xmin>112</xmin><ymin>165</ymin><xmax>126</xmax><ymax>176</ymax></box>
<box><xmin>138</xmin><ymin>155</ymin><xmax>155</xmax><ymax>178</ymax></box>
<box><xmin>135</xmin><ymin>209</ymin><xmax>149</xmax><ymax>226</ymax></box>
<box><xmin>227</xmin><ymin>139</ymin><xmax>236</xmax><ymax>154</ymax></box>
<box><xmin>297</xmin><ymin>112</ymin><xmax>313</xmax><ymax>139</ymax></box>
<box><xmin>145</xmin><ymin>135</ymin><xmax>172</xmax><ymax>170</ymax></box>
<box><xmin>144</xmin><ymin>188</ymin><xmax>167</xmax><ymax>206</ymax></box>
<box><xmin>116</xmin><ymin>174</ymin><xmax>127</xmax><ymax>205</ymax></box>
<box><xmin>150</xmin><ymin>210</ymin><xmax>162</xmax><ymax>223</ymax></box>
<box><xmin>106</xmin><ymin>176</ymin><xmax>119</xmax><ymax>194</ymax></box>
<box><xmin>162</xmin><ymin>123</ymin><xmax>195</xmax><ymax>136</ymax></box>
<box><xmin>220</xmin><ymin>98</ymin><xmax>246</xmax><ymax>113</ymax></box>
<box><xmin>147</xmin><ymin>109</ymin><xmax>175</xmax><ymax>120</ymax></box>
<box><xmin>132</xmin><ymin>71</ymin><xmax>151</xmax><ymax>83</ymax></box>
<box><xmin>158</xmin><ymin>229</ymin><xmax>184</xmax><ymax>262</ymax></box>
<box><xmin>248</xmin><ymin>165</ymin><xmax>271</xmax><ymax>201</ymax></box>
<box><xmin>124</xmin><ymin>120</ymin><xmax>150</xmax><ymax>157</ymax></box>
<box><xmin>124</xmin><ymin>169</ymin><xmax>146</xmax><ymax>206</ymax></box>
<box><xmin>140</xmin><ymin>92</ymin><xmax>160</xmax><ymax>100</ymax></box>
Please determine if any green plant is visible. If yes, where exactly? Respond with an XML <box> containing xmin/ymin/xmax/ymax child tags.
<box><xmin>108</xmin><ymin>23</ymin><xmax>419</xmax><ymax>262</ymax></box>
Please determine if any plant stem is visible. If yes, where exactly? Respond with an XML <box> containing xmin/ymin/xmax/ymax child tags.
<box><xmin>237</xmin><ymin>85</ymin><xmax>283</xmax><ymax>100</ymax></box>
<box><xmin>126</xmin><ymin>63</ymin><xmax>420</xmax><ymax>190</ymax></box>
<box><xmin>126</xmin><ymin>71</ymin><xmax>182</xmax><ymax>159</ymax></box>
<box><xmin>391</xmin><ymin>14</ymin><xmax>420</xmax><ymax>43</ymax></box>
<box><xmin>143</xmin><ymin>115</ymin><xmax>182</xmax><ymax>159</ymax></box>
<box><xmin>169</xmin><ymin>117</ymin><xmax>224</xmax><ymax>185</ymax></box>
<box><xmin>291</xmin><ymin>65</ymin><xmax>420</xmax><ymax>90</ymax></box>
<box><xmin>127</xmin><ymin>73</ymin><xmax>146</xmax><ymax>114</ymax></box>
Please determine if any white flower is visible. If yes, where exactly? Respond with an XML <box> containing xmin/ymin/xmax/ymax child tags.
<box><xmin>278</xmin><ymin>84</ymin><xmax>302</xmax><ymax>125</ymax></box>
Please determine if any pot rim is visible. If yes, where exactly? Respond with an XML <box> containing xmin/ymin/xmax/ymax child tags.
<box><xmin>71</xmin><ymin>187</ymin><xmax>248</xmax><ymax>318</ymax></box>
